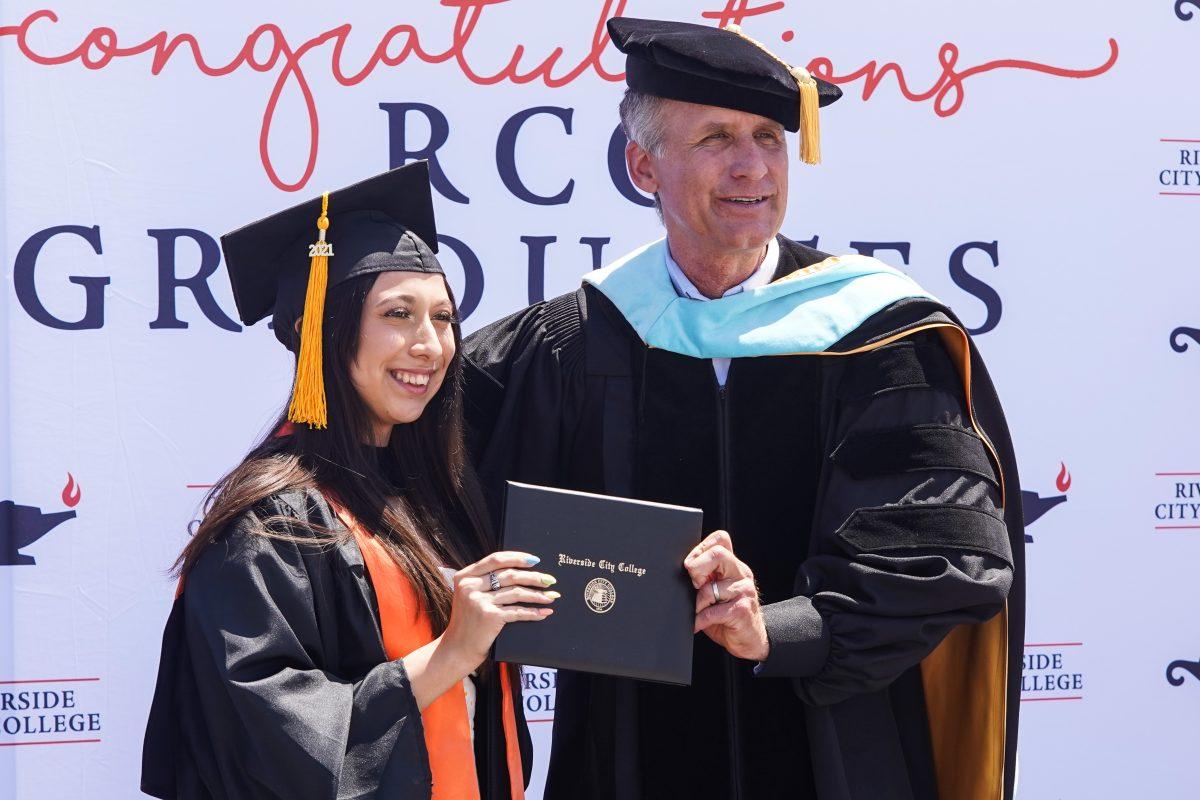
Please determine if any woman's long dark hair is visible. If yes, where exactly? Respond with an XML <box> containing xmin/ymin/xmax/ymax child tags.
<box><xmin>175</xmin><ymin>272</ymin><xmax>492</xmax><ymax>633</ymax></box>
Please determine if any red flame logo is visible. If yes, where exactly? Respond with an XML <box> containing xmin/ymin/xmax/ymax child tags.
<box><xmin>62</xmin><ymin>473</ymin><xmax>82</xmax><ymax>508</ymax></box>
<box><xmin>1056</xmin><ymin>462</ymin><xmax>1072</xmax><ymax>493</ymax></box>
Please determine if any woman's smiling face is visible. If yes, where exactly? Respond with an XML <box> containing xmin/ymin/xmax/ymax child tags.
<box><xmin>350</xmin><ymin>271</ymin><xmax>457</xmax><ymax>444</ymax></box>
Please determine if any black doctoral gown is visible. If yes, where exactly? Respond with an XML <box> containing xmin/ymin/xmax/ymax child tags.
<box><xmin>141</xmin><ymin>487</ymin><xmax>532</xmax><ymax>800</ymax></box>
<box><xmin>462</xmin><ymin>236</ymin><xmax>1026</xmax><ymax>800</ymax></box>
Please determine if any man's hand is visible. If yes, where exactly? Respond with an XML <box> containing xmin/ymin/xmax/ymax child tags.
<box><xmin>684</xmin><ymin>530</ymin><xmax>769</xmax><ymax>662</ymax></box>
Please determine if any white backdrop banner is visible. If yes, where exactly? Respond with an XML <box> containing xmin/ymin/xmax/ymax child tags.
<box><xmin>2</xmin><ymin>1</ymin><xmax>1198</xmax><ymax>798</ymax></box>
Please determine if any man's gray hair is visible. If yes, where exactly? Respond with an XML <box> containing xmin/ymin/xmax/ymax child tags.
<box><xmin>618</xmin><ymin>89</ymin><xmax>667</xmax><ymax>218</ymax></box>
<box><xmin>618</xmin><ymin>89</ymin><xmax>668</xmax><ymax>157</ymax></box>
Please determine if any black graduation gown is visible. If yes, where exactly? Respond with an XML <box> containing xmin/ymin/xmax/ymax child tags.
<box><xmin>141</xmin><ymin>487</ymin><xmax>533</xmax><ymax>800</ymax></box>
<box><xmin>462</xmin><ymin>236</ymin><xmax>1025</xmax><ymax>800</ymax></box>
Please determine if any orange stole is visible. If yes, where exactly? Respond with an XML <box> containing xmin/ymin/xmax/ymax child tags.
<box><xmin>331</xmin><ymin>501</ymin><xmax>525</xmax><ymax>800</ymax></box>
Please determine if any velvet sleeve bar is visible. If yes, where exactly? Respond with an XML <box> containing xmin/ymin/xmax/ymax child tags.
<box><xmin>756</xmin><ymin>331</ymin><xmax>1014</xmax><ymax>704</ymax></box>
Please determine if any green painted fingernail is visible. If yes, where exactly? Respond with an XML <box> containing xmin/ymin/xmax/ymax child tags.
<box><xmin>545</xmin><ymin>591</ymin><xmax>561</xmax><ymax>599</ymax></box>
<box><xmin>542</xmin><ymin>575</ymin><xmax>557</xmax><ymax>586</ymax></box>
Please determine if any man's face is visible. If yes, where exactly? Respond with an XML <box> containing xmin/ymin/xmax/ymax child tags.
<box><xmin>627</xmin><ymin>99</ymin><xmax>789</xmax><ymax>262</ymax></box>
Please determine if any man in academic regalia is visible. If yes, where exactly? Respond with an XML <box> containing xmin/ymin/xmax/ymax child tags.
<box><xmin>463</xmin><ymin>17</ymin><xmax>1024</xmax><ymax>800</ymax></box>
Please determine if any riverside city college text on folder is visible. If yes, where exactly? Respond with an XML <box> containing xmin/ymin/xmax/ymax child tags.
<box><xmin>494</xmin><ymin>481</ymin><xmax>703</xmax><ymax>685</ymax></box>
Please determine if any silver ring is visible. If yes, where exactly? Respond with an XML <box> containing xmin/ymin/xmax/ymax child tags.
<box><xmin>488</xmin><ymin>571</ymin><xmax>501</xmax><ymax>592</ymax></box>
<box><xmin>711</xmin><ymin>582</ymin><xmax>722</xmax><ymax>603</ymax></box>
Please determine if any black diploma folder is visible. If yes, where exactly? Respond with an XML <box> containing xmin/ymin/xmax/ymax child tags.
<box><xmin>494</xmin><ymin>481</ymin><xmax>703</xmax><ymax>685</ymax></box>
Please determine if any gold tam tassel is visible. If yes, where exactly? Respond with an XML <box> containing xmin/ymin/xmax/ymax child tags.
<box><xmin>723</xmin><ymin>23</ymin><xmax>822</xmax><ymax>165</ymax></box>
<box><xmin>288</xmin><ymin>192</ymin><xmax>333</xmax><ymax>429</ymax></box>
<box><xmin>792</xmin><ymin>65</ymin><xmax>821</xmax><ymax>165</ymax></box>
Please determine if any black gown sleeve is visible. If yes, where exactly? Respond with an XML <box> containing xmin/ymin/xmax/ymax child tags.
<box><xmin>463</xmin><ymin>293</ymin><xmax>588</xmax><ymax>514</ymax></box>
<box><xmin>756</xmin><ymin>330</ymin><xmax>1015</xmax><ymax>707</ymax></box>
<box><xmin>177</xmin><ymin>501</ymin><xmax>430</xmax><ymax>798</ymax></box>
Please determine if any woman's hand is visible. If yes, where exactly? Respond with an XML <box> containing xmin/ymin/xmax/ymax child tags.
<box><xmin>403</xmin><ymin>551</ymin><xmax>556</xmax><ymax>709</ymax></box>
<box><xmin>441</xmin><ymin>551</ymin><xmax>557</xmax><ymax>672</ymax></box>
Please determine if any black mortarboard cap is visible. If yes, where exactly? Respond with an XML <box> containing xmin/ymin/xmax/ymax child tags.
<box><xmin>608</xmin><ymin>17</ymin><xmax>842</xmax><ymax>163</ymax></box>
<box><xmin>222</xmin><ymin>161</ymin><xmax>441</xmax><ymax>340</ymax></box>
<box><xmin>219</xmin><ymin>161</ymin><xmax>443</xmax><ymax>428</ymax></box>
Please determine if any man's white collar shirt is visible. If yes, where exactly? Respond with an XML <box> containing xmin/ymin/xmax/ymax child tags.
<box><xmin>664</xmin><ymin>237</ymin><xmax>780</xmax><ymax>386</ymax></box>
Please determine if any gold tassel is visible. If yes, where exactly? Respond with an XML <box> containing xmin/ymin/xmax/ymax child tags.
<box><xmin>288</xmin><ymin>192</ymin><xmax>333</xmax><ymax>429</ymax></box>
<box><xmin>792</xmin><ymin>66</ymin><xmax>821</xmax><ymax>165</ymax></box>
<box><xmin>723</xmin><ymin>23</ymin><xmax>822</xmax><ymax>165</ymax></box>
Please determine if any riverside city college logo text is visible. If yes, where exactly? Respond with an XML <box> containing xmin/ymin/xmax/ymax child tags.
<box><xmin>0</xmin><ymin>474</ymin><xmax>81</xmax><ymax>566</ymax></box>
<box><xmin>0</xmin><ymin>680</ymin><xmax>104</xmax><ymax>744</ymax></box>
<box><xmin>1151</xmin><ymin>472</ymin><xmax>1200</xmax><ymax>530</ymax></box>
<box><xmin>1158</xmin><ymin>139</ymin><xmax>1200</xmax><ymax>196</ymax></box>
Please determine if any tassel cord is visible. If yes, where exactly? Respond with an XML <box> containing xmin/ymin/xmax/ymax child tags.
<box><xmin>288</xmin><ymin>192</ymin><xmax>332</xmax><ymax>429</ymax></box>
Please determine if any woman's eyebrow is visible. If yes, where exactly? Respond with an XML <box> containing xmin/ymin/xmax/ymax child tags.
<box><xmin>375</xmin><ymin>293</ymin><xmax>417</xmax><ymax>308</ymax></box>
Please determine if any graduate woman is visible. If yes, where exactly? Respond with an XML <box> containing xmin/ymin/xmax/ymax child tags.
<box><xmin>142</xmin><ymin>163</ymin><xmax>551</xmax><ymax>799</ymax></box>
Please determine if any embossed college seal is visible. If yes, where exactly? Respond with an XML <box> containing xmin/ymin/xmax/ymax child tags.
<box><xmin>584</xmin><ymin>577</ymin><xmax>616</xmax><ymax>614</ymax></box>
